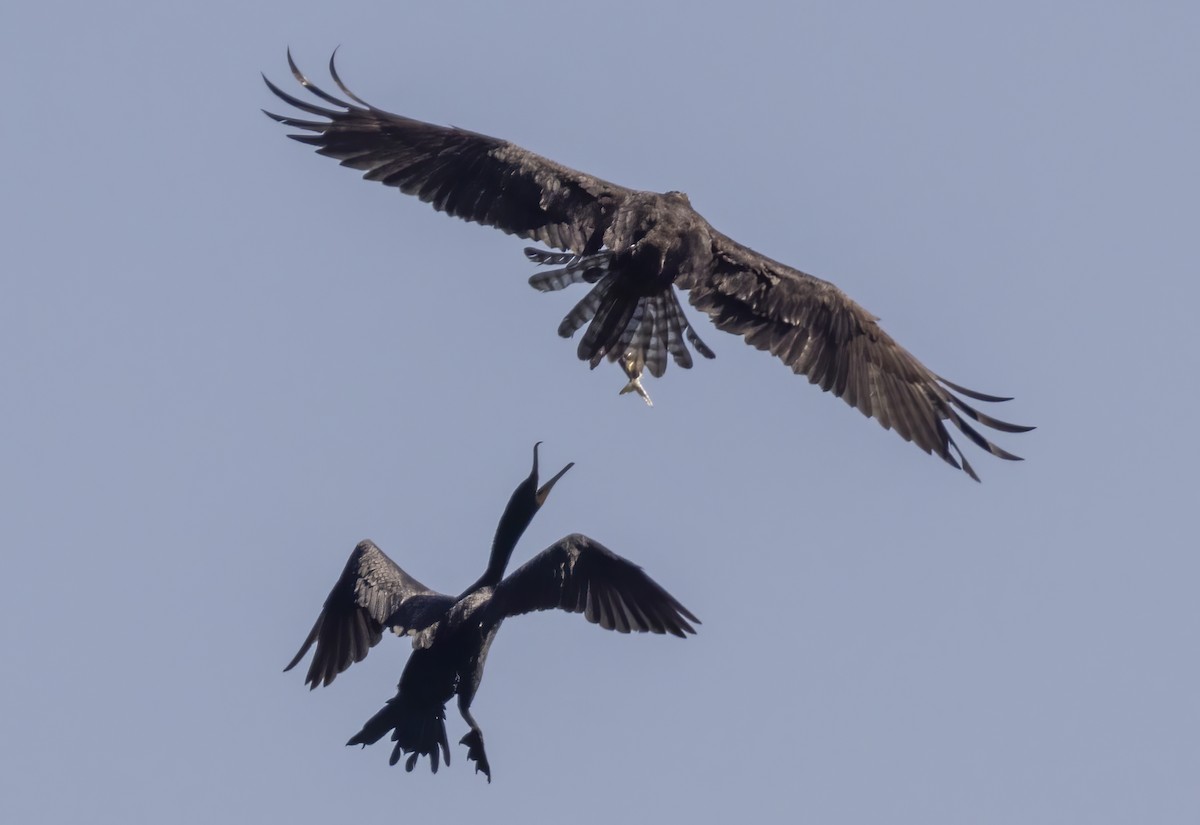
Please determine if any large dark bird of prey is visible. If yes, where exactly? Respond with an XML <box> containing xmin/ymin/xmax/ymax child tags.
<box><xmin>285</xmin><ymin>444</ymin><xmax>698</xmax><ymax>782</ymax></box>
<box><xmin>263</xmin><ymin>51</ymin><xmax>1032</xmax><ymax>481</ymax></box>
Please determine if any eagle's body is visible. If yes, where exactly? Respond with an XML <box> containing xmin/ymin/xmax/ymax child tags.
<box><xmin>264</xmin><ymin>52</ymin><xmax>1032</xmax><ymax>480</ymax></box>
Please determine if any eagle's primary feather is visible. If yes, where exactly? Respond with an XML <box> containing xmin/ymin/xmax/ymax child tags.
<box><xmin>264</xmin><ymin>51</ymin><xmax>1032</xmax><ymax>480</ymax></box>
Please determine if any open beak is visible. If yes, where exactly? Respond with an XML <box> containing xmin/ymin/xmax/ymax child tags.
<box><xmin>530</xmin><ymin>442</ymin><xmax>573</xmax><ymax>505</ymax></box>
<box><xmin>536</xmin><ymin>461</ymin><xmax>574</xmax><ymax>505</ymax></box>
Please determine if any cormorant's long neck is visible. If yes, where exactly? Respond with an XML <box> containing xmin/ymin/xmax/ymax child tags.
<box><xmin>460</xmin><ymin>445</ymin><xmax>571</xmax><ymax>598</ymax></box>
<box><xmin>464</xmin><ymin>481</ymin><xmax>537</xmax><ymax>594</ymax></box>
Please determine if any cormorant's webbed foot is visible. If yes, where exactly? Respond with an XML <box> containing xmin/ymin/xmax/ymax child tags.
<box><xmin>460</xmin><ymin>729</ymin><xmax>492</xmax><ymax>783</ymax></box>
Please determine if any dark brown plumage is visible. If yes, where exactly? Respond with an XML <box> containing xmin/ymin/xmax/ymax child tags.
<box><xmin>263</xmin><ymin>51</ymin><xmax>1032</xmax><ymax>480</ymax></box>
<box><xmin>285</xmin><ymin>444</ymin><xmax>697</xmax><ymax>781</ymax></box>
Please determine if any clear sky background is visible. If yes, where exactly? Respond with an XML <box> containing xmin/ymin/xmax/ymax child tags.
<box><xmin>3</xmin><ymin>1</ymin><xmax>1198</xmax><ymax>822</ymax></box>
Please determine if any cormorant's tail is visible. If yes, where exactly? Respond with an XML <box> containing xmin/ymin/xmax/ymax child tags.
<box><xmin>346</xmin><ymin>695</ymin><xmax>451</xmax><ymax>774</ymax></box>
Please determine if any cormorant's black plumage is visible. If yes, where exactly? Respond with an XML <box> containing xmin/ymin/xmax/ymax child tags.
<box><xmin>285</xmin><ymin>444</ymin><xmax>698</xmax><ymax>781</ymax></box>
<box><xmin>263</xmin><ymin>51</ymin><xmax>1033</xmax><ymax>480</ymax></box>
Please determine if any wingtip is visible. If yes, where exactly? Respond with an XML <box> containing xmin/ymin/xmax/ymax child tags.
<box><xmin>286</xmin><ymin>46</ymin><xmax>306</xmax><ymax>85</ymax></box>
<box><xmin>963</xmin><ymin>458</ymin><xmax>981</xmax><ymax>483</ymax></box>
<box><xmin>261</xmin><ymin>73</ymin><xmax>284</xmax><ymax>96</ymax></box>
<box><xmin>327</xmin><ymin>46</ymin><xmax>371</xmax><ymax>107</ymax></box>
<box><xmin>936</xmin><ymin>374</ymin><xmax>1016</xmax><ymax>403</ymax></box>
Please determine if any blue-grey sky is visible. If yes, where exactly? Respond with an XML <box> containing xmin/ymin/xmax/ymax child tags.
<box><xmin>3</xmin><ymin>1</ymin><xmax>1198</xmax><ymax>822</ymax></box>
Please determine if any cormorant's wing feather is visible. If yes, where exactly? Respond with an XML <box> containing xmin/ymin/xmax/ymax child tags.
<box><xmin>285</xmin><ymin>539</ymin><xmax>451</xmax><ymax>689</ymax></box>
<box><xmin>264</xmin><ymin>50</ymin><xmax>634</xmax><ymax>254</ymax></box>
<box><xmin>683</xmin><ymin>232</ymin><xmax>1033</xmax><ymax>480</ymax></box>
<box><xmin>490</xmin><ymin>534</ymin><xmax>698</xmax><ymax>638</ymax></box>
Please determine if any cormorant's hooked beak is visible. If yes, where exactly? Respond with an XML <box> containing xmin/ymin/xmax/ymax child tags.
<box><xmin>531</xmin><ymin>442</ymin><xmax>573</xmax><ymax>506</ymax></box>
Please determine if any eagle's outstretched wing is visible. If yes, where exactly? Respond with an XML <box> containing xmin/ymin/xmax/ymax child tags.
<box><xmin>263</xmin><ymin>50</ymin><xmax>633</xmax><ymax>254</ymax></box>
<box><xmin>490</xmin><ymin>533</ymin><xmax>698</xmax><ymax>637</ymax></box>
<box><xmin>264</xmin><ymin>51</ymin><xmax>1032</xmax><ymax>479</ymax></box>
<box><xmin>285</xmin><ymin>539</ymin><xmax>453</xmax><ymax>688</ymax></box>
<box><xmin>679</xmin><ymin>232</ymin><xmax>1033</xmax><ymax>480</ymax></box>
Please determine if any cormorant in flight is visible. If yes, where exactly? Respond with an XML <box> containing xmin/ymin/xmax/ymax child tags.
<box><xmin>284</xmin><ymin>444</ymin><xmax>698</xmax><ymax>781</ymax></box>
<box><xmin>263</xmin><ymin>52</ymin><xmax>1032</xmax><ymax>480</ymax></box>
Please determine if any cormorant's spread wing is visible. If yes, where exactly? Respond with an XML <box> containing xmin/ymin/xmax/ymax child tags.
<box><xmin>491</xmin><ymin>534</ymin><xmax>698</xmax><ymax>637</ymax></box>
<box><xmin>285</xmin><ymin>539</ymin><xmax>453</xmax><ymax>688</ymax></box>
<box><xmin>263</xmin><ymin>51</ymin><xmax>634</xmax><ymax>254</ymax></box>
<box><xmin>681</xmin><ymin>232</ymin><xmax>1033</xmax><ymax>481</ymax></box>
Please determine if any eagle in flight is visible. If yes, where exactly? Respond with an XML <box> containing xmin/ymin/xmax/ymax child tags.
<box><xmin>263</xmin><ymin>51</ymin><xmax>1032</xmax><ymax>481</ymax></box>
